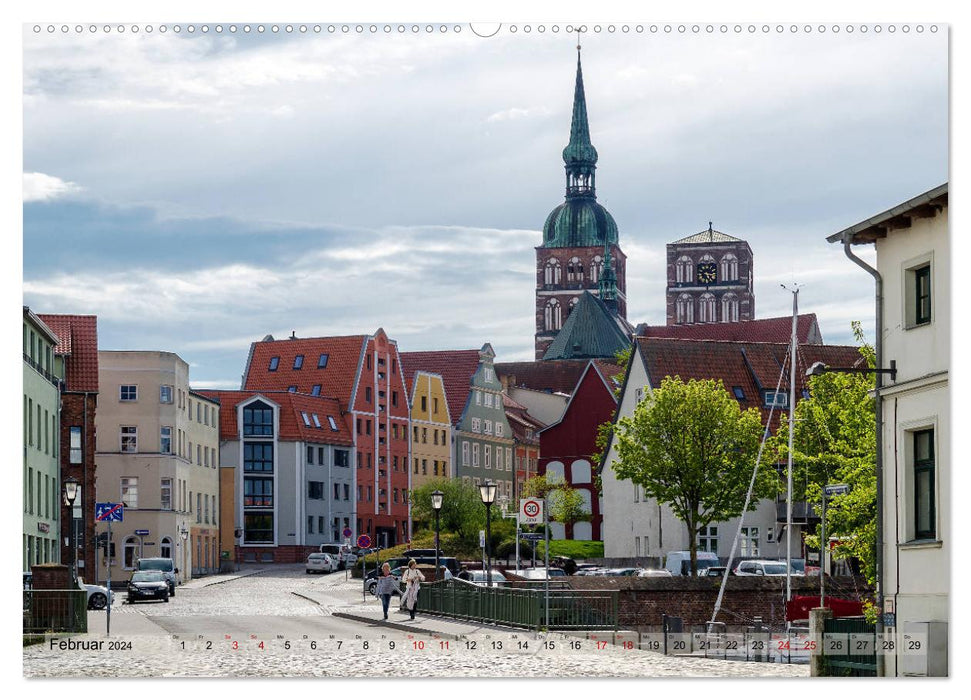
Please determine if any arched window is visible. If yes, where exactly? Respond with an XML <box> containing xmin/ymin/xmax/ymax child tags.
<box><xmin>544</xmin><ymin>258</ymin><xmax>562</xmax><ymax>286</ymax></box>
<box><xmin>720</xmin><ymin>253</ymin><xmax>738</xmax><ymax>281</ymax></box>
<box><xmin>569</xmin><ymin>297</ymin><xmax>579</xmax><ymax>311</ymax></box>
<box><xmin>590</xmin><ymin>255</ymin><xmax>603</xmax><ymax>284</ymax></box>
<box><xmin>160</xmin><ymin>536</ymin><xmax>173</xmax><ymax>560</ymax></box>
<box><xmin>123</xmin><ymin>536</ymin><xmax>141</xmax><ymax>570</ymax></box>
<box><xmin>721</xmin><ymin>293</ymin><xmax>739</xmax><ymax>322</ymax></box>
<box><xmin>676</xmin><ymin>255</ymin><xmax>693</xmax><ymax>283</ymax></box>
<box><xmin>544</xmin><ymin>299</ymin><xmax>563</xmax><ymax>331</ymax></box>
<box><xmin>566</xmin><ymin>257</ymin><xmax>583</xmax><ymax>283</ymax></box>
<box><xmin>698</xmin><ymin>293</ymin><xmax>716</xmax><ymax>323</ymax></box>
<box><xmin>676</xmin><ymin>293</ymin><xmax>694</xmax><ymax>324</ymax></box>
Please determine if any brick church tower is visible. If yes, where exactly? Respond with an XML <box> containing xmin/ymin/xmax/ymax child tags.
<box><xmin>535</xmin><ymin>49</ymin><xmax>627</xmax><ymax>359</ymax></box>
<box><xmin>665</xmin><ymin>224</ymin><xmax>755</xmax><ymax>325</ymax></box>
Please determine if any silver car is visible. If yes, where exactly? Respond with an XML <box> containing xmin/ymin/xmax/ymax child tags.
<box><xmin>306</xmin><ymin>552</ymin><xmax>337</xmax><ymax>574</ymax></box>
<box><xmin>78</xmin><ymin>577</ymin><xmax>114</xmax><ymax>609</ymax></box>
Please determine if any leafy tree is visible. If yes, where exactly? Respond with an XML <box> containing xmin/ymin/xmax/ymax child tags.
<box><xmin>769</xmin><ymin>323</ymin><xmax>877</xmax><ymax>586</ymax></box>
<box><xmin>410</xmin><ymin>479</ymin><xmax>485</xmax><ymax>544</ymax></box>
<box><xmin>610</xmin><ymin>376</ymin><xmax>772</xmax><ymax>576</ymax></box>
<box><xmin>521</xmin><ymin>474</ymin><xmax>591</xmax><ymax>533</ymax></box>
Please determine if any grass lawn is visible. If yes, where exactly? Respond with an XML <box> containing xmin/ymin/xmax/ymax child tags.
<box><xmin>534</xmin><ymin>540</ymin><xmax>604</xmax><ymax>560</ymax></box>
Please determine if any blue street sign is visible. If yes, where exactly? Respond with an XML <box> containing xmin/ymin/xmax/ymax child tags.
<box><xmin>134</xmin><ymin>529</ymin><xmax>150</xmax><ymax>536</ymax></box>
<box><xmin>95</xmin><ymin>502</ymin><xmax>124</xmax><ymax>522</ymax></box>
<box><xmin>519</xmin><ymin>533</ymin><xmax>544</xmax><ymax>541</ymax></box>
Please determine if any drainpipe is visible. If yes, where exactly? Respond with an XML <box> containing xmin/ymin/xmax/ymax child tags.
<box><xmin>841</xmin><ymin>234</ymin><xmax>885</xmax><ymax>677</ymax></box>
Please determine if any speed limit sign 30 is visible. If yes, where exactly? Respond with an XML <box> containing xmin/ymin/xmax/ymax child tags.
<box><xmin>520</xmin><ymin>498</ymin><xmax>544</xmax><ymax>525</ymax></box>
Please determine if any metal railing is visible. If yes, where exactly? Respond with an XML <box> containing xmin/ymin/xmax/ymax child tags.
<box><xmin>23</xmin><ymin>590</ymin><xmax>88</xmax><ymax>634</ymax></box>
<box><xmin>418</xmin><ymin>579</ymin><xmax>618</xmax><ymax>631</ymax></box>
<box><xmin>819</xmin><ymin>617</ymin><xmax>877</xmax><ymax>676</ymax></box>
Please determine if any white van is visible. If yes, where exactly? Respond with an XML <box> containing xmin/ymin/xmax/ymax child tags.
<box><xmin>319</xmin><ymin>543</ymin><xmax>357</xmax><ymax>570</ymax></box>
<box><xmin>664</xmin><ymin>550</ymin><xmax>720</xmax><ymax>576</ymax></box>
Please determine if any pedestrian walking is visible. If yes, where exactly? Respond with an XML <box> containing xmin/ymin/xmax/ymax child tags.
<box><xmin>375</xmin><ymin>562</ymin><xmax>401</xmax><ymax>620</ymax></box>
<box><xmin>400</xmin><ymin>559</ymin><xmax>425</xmax><ymax>620</ymax></box>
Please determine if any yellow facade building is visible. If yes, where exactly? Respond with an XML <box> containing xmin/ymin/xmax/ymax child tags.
<box><xmin>406</xmin><ymin>370</ymin><xmax>452</xmax><ymax>490</ymax></box>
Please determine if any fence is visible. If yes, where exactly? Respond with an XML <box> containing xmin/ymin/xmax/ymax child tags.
<box><xmin>819</xmin><ymin>616</ymin><xmax>877</xmax><ymax>676</ymax></box>
<box><xmin>419</xmin><ymin>579</ymin><xmax>618</xmax><ymax>631</ymax></box>
<box><xmin>23</xmin><ymin>589</ymin><xmax>88</xmax><ymax>634</ymax></box>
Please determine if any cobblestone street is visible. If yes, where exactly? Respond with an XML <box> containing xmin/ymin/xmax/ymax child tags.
<box><xmin>24</xmin><ymin>564</ymin><xmax>808</xmax><ymax>679</ymax></box>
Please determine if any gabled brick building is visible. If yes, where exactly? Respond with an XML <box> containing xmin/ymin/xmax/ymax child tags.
<box><xmin>242</xmin><ymin>329</ymin><xmax>411</xmax><ymax>547</ymax></box>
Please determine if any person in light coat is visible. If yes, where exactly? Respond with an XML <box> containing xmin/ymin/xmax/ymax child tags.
<box><xmin>400</xmin><ymin>559</ymin><xmax>425</xmax><ymax>620</ymax></box>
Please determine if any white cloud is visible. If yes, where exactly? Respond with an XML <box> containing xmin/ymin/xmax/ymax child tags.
<box><xmin>23</xmin><ymin>172</ymin><xmax>82</xmax><ymax>202</ymax></box>
<box><xmin>486</xmin><ymin>107</ymin><xmax>551</xmax><ymax>123</ymax></box>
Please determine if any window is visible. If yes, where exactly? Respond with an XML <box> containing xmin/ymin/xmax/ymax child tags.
<box><xmin>160</xmin><ymin>385</ymin><xmax>173</xmax><ymax>404</ymax></box>
<box><xmin>120</xmin><ymin>385</ymin><xmax>137</xmax><ymax>401</ymax></box>
<box><xmin>268</xmin><ymin>356</ymin><xmax>280</xmax><ymax>371</ymax></box>
<box><xmin>472</xmin><ymin>443</ymin><xmax>480</xmax><ymax>467</ymax></box>
<box><xmin>462</xmin><ymin>442</ymin><xmax>470</xmax><ymax>466</ymax></box>
<box><xmin>244</xmin><ymin>478</ymin><xmax>274</xmax><ymax>508</ymax></box>
<box><xmin>471</xmin><ymin>417</ymin><xmax>480</xmax><ymax>433</ymax></box>
<box><xmin>544</xmin><ymin>258</ymin><xmax>562</xmax><ymax>285</ymax></box>
<box><xmin>914</xmin><ymin>264</ymin><xmax>932</xmax><ymax>325</ymax></box>
<box><xmin>365</xmin><ymin>387</ymin><xmax>372</xmax><ymax>403</ymax></box>
<box><xmin>317</xmin><ymin>354</ymin><xmax>329</xmax><ymax>369</ymax></box>
<box><xmin>484</xmin><ymin>420</ymin><xmax>492</xmax><ymax>435</ymax></box>
<box><xmin>698</xmin><ymin>293</ymin><xmax>716</xmax><ymax>323</ymax></box>
<box><xmin>732</xmin><ymin>386</ymin><xmax>745</xmax><ymax>401</ymax></box>
<box><xmin>244</xmin><ymin>513</ymin><xmax>273</xmax><ymax>543</ymax></box>
<box><xmin>160</xmin><ymin>426</ymin><xmax>172</xmax><ymax>454</ymax></box>
<box><xmin>318</xmin><ymin>446</ymin><xmax>325</xmax><ymax>464</ymax></box>
<box><xmin>484</xmin><ymin>393</ymin><xmax>492</xmax><ymax>408</ymax></box>
<box><xmin>197</xmin><ymin>444</ymin><xmax>201</xmax><ymax>465</ymax></box>
<box><xmin>914</xmin><ymin>429</ymin><xmax>936</xmax><ymax>539</ymax></box>
<box><xmin>496</xmin><ymin>447</ymin><xmax>503</xmax><ymax>470</ymax></box>
<box><xmin>334</xmin><ymin>483</ymin><xmax>340</xmax><ymax>499</ymax></box>
<box><xmin>676</xmin><ymin>255</ymin><xmax>693</xmax><ymax>283</ymax></box>
<box><xmin>121</xmin><ymin>477</ymin><xmax>138</xmax><ymax>508</ymax></box>
<box><xmin>433</xmin><ymin>397</ymin><xmax>439</xmax><ymax>414</ymax></box>
<box><xmin>293</xmin><ymin>355</ymin><xmax>304</xmax><ymax>370</ymax></box>
<box><xmin>567</xmin><ymin>256</ymin><xmax>583</xmax><ymax>282</ymax></box>
<box><xmin>421</xmin><ymin>396</ymin><xmax>427</xmax><ymax>412</ymax></box>
<box><xmin>311</xmin><ymin>385</ymin><xmax>321</xmax><ymax>396</ymax></box>
<box><xmin>204</xmin><ymin>494</ymin><xmax>209</xmax><ymax>523</ymax></box>
<box><xmin>123</xmin><ymin>536</ymin><xmax>141</xmax><ymax>569</ymax></box>
<box><xmin>244</xmin><ymin>443</ymin><xmax>274</xmax><ymax>472</ymax></box>
<box><xmin>496</xmin><ymin>423</ymin><xmax>504</xmax><ymax>437</ymax></box>
<box><xmin>197</xmin><ymin>493</ymin><xmax>202</xmax><ymax>522</ymax></box>
<box><xmin>343</xmin><ymin>484</ymin><xmax>350</xmax><ymax>501</ymax></box>
<box><xmin>720</xmin><ymin>254</ymin><xmax>739</xmax><ymax>281</ymax></box>
<box><xmin>721</xmin><ymin>293</ymin><xmax>739</xmax><ymax>322</ymax></box>
<box><xmin>307</xmin><ymin>446</ymin><xmax>314</xmax><ymax>464</ymax></box>
<box><xmin>421</xmin><ymin>427</ymin><xmax>427</xmax><ymax>443</ymax></box>
<box><xmin>328</xmin><ymin>416</ymin><xmax>339</xmax><ymax>432</ymax></box>
<box><xmin>160</xmin><ymin>537</ymin><xmax>173</xmax><ymax>559</ymax></box>
<box><xmin>421</xmin><ymin>459</ymin><xmax>427</xmax><ymax>475</ymax></box>
<box><xmin>243</xmin><ymin>402</ymin><xmax>274</xmax><ymax>436</ymax></box>
<box><xmin>287</xmin><ymin>386</ymin><xmax>297</xmax><ymax>393</ymax></box>
<box><xmin>309</xmin><ymin>481</ymin><xmax>325</xmax><ymax>500</ymax></box>
<box><xmin>506</xmin><ymin>448</ymin><xmax>512</xmax><ymax>471</ymax></box>
<box><xmin>544</xmin><ymin>299</ymin><xmax>562</xmax><ymax>331</ymax></box>
<box><xmin>764</xmin><ymin>392</ymin><xmax>788</xmax><ymax>408</ymax></box>
<box><xmin>301</xmin><ymin>412</ymin><xmax>311</xmax><ymax>427</ymax></box>
<box><xmin>312</xmin><ymin>414</ymin><xmax>322</xmax><ymax>428</ymax></box>
<box><xmin>121</xmin><ymin>426</ymin><xmax>137</xmax><ymax>453</ymax></box>
<box><xmin>392</xmin><ymin>391</ymin><xmax>398</xmax><ymax>407</ymax></box>
<box><xmin>698</xmin><ymin>526</ymin><xmax>718</xmax><ymax>552</ymax></box>
<box><xmin>69</xmin><ymin>426</ymin><xmax>82</xmax><ymax>464</ymax></box>
<box><xmin>366</xmin><ymin>420</ymin><xmax>372</xmax><ymax>435</ymax></box>
<box><xmin>740</xmin><ymin>527</ymin><xmax>760</xmax><ymax>557</ymax></box>
<box><xmin>334</xmin><ymin>449</ymin><xmax>349</xmax><ymax>467</ymax></box>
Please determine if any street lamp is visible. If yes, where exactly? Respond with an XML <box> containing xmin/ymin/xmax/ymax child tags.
<box><xmin>806</xmin><ymin>360</ymin><xmax>897</xmax><ymax>381</ymax></box>
<box><xmin>62</xmin><ymin>476</ymin><xmax>79</xmax><ymax>582</ymax></box>
<box><xmin>180</xmin><ymin>525</ymin><xmax>189</xmax><ymax>581</ymax></box>
<box><xmin>431</xmin><ymin>490</ymin><xmax>444</xmax><ymax>579</ymax></box>
<box><xmin>479</xmin><ymin>481</ymin><xmax>497</xmax><ymax>586</ymax></box>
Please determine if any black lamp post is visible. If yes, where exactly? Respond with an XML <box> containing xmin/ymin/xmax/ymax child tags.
<box><xmin>431</xmin><ymin>490</ymin><xmax>444</xmax><ymax>578</ymax></box>
<box><xmin>62</xmin><ymin>476</ymin><xmax>79</xmax><ymax>582</ymax></box>
<box><xmin>479</xmin><ymin>481</ymin><xmax>497</xmax><ymax>586</ymax></box>
<box><xmin>180</xmin><ymin>525</ymin><xmax>189</xmax><ymax>581</ymax></box>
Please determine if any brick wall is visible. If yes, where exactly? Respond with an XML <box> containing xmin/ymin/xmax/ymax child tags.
<box><xmin>58</xmin><ymin>392</ymin><xmax>98</xmax><ymax>577</ymax></box>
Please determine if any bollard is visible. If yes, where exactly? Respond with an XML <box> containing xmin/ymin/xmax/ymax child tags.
<box><xmin>809</xmin><ymin>607</ymin><xmax>833</xmax><ymax>677</ymax></box>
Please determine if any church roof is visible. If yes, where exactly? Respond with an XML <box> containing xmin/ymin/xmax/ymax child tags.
<box><xmin>543</xmin><ymin>291</ymin><xmax>631</xmax><ymax>361</ymax></box>
<box><xmin>635</xmin><ymin>314</ymin><xmax>823</xmax><ymax>345</ymax></box>
<box><xmin>672</xmin><ymin>227</ymin><xmax>743</xmax><ymax>245</ymax></box>
<box><xmin>562</xmin><ymin>52</ymin><xmax>598</xmax><ymax>167</ymax></box>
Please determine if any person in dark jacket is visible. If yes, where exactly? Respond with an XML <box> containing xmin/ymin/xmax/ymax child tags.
<box><xmin>375</xmin><ymin>562</ymin><xmax>400</xmax><ymax>620</ymax></box>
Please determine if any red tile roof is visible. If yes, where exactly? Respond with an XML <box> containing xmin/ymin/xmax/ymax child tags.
<box><xmin>636</xmin><ymin>314</ymin><xmax>823</xmax><ymax>345</ymax></box>
<box><xmin>635</xmin><ymin>337</ymin><xmax>864</xmax><ymax>431</ymax></box>
<box><xmin>37</xmin><ymin>314</ymin><xmax>99</xmax><ymax>392</ymax></box>
<box><xmin>242</xmin><ymin>335</ymin><xmax>367</xmax><ymax>406</ymax></box>
<box><xmin>495</xmin><ymin>359</ymin><xmax>593</xmax><ymax>395</ymax></box>
<box><xmin>195</xmin><ymin>390</ymin><xmax>353</xmax><ymax>444</ymax></box>
<box><xmin>399</xmin><ymin>350</ymin><xmax>481</xmax><ymax>425</ymax></box>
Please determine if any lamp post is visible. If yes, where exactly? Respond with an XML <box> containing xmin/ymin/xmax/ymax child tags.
<box><xmin>62</xmin><ymin>476</ymin><xmax>79</xmax><ymax>582</ymax></box>
<box><xmin>431</xmin><ymin>490</ymin><xmax>444</xmax><ymax>579</ymax></box>
<box><xmin>479</xmin><ymin>481</ymin><xmax>497</xmax><ymax>586</ymax></box>
<box><xmin>180</xmin><ymin>525</ymin><xmax>189</xmax><ymax>582</ymax></box>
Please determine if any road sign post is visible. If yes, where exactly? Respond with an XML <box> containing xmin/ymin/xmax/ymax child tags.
<box><xmin>95</xmin><ymin>503</ymin><xmax>124</xmax><ymax>635</ymax></box>
<box><xmin>820</xmin><ymin>484</ymin><xmax>850</xmax><ymax>607</ymax></box>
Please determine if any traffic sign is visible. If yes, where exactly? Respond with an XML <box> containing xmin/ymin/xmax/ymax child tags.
<box><xmin>95</xmin><ymin>502</ymin><xmax>124</xmax><ymax>522</ymax></box>
<box><xmin>343</xmin><ymin>528</ymin><xmax>353</xmax><ymax>539</ymax></box>
<box><xmin>519</xmin><ymin>533</ymin><xmax>544</xmax><ymax>541</ymax></box>
<box><xmin>824</xmin><ymin>484</ymin><xmax>850</xmax><ymax>497</ymax></box>
<box><xmin>134</xmin><ymin>529</ymin><xmax>149</xmax><ymax>536</ymax></box>
<box><xmin>357</xmin><ymin>534</ymin><xmax>371</xmax><ymax>549</ymax></box>
<box><xmin>520</xmin><ymin>498</ymin><xmax>544</xmax><ymax>525</ymax></box>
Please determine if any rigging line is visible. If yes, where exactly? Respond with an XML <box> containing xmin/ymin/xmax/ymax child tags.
<box><xmin>710</xmin><ymin>344</ymin><xmax>791</xmax><ymax>626</ymax></box>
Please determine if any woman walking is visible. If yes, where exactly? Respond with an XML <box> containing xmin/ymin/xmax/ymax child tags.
<box><xmin>400</xmin><ymin>559</ymin><xmax>425</xmax><ymax>620</ymax></box>
<box><xmin>375</xmin><ymin>562</ymin><xmax>400</xmax><ymax>620</ymax></box>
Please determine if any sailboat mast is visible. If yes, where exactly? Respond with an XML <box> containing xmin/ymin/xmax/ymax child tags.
<box><xmin>786</xmin><ymin>288</ymin><xmax>799</xmax><ymax>606</ymax></box>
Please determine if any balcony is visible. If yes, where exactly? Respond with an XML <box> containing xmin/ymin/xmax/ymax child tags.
<box><xmin>776</xmin><ymin>500</ymin><xmax>818</xmax><ymax>523</ymax></box>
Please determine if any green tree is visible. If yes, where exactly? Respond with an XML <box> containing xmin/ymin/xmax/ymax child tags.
<box><xmin>521</xmin><ymin>474</ymin><xmax>591</xmax><ymax>533</ymax></box>
<box><xmin>770</xmin><ymin>323</ymin><xmax>877</xmax><ymax>586</ymax></box>
<box><xmin>610</xmin><ymin>376</ymin><xmax>773</xmax><ymax>576</ymax></box>
<box><xmin>410</xmin><ymin>479</ymin><xmax>485</xmax><ymax>545</ymax></box>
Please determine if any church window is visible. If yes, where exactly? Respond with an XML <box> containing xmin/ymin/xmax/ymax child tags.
<box><xmin>720</xmin><ymin>254</ymin><xmax>739</xmax><ymax>281</ymax></box>
<box><xmin>590</xmin><ymin>255</ymin><xmax>603</xmax><ymax>284</ymax></box>
<box><xmin>676</xmin><ymin>256</ymin><xmax>693</xmax><ymax>284</ymax></box>
<box><xmin>676</xmin><ymin>294</ymin><xmax>694</xmax><ymax>324</ymax></box>
<box><xmin>698</xmin><ymin>293</ymin><xmax>716</xmax><ymax>323</ymax></box>
<box><xmin>544</xmin><ymin>258</ymin><xmax>562</xmax><ymax>286</ymax></box>
<box><xmin>721</xmin><ymin>293</ymin><xmax>739</xmax><ymax>322</ymax></box>
<box><xmin>544</xmin><ymin>299</ymin><xmax>563</xmax><ymax>331</ymax></box>
<box><xmin>567</xmin><ymin>257</ymin><xmax>583</xmax><ymax>283</ymax></box>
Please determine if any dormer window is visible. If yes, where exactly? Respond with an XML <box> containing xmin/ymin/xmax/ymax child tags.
<box><xmin>732</xmin><ymin>386</ymin><xmax>745</xmax><ymax>401</ymax></box>
<box><xmin>764</xmin><ymin>391</ymin><xmax>788</xmax><ymax>408</ymax></box>
<box><xmin>301</xmin><ymin>412</ymin><xmax>311</xmax><ymax>427</ymax></box>
<box><xmin>311</xmin><ymin>385</ymin><xmax>321</xmax><ymax>396</ymax></box>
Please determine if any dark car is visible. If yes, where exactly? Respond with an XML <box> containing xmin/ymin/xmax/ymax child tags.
<box><xmin>127</xmin><ymin>571</ymin><xmax>170</xmax><ymax>603</ymax></box>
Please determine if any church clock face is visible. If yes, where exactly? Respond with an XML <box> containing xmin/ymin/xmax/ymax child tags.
<box><xmin>697</xmin><ymin>262</ymin><xmax>717</xmax><ymax>285</ymax></box>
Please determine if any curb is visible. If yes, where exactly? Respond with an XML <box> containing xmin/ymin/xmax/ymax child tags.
<box><xmin>331</xmin><ymin>611</ymin><xmax>463</xmax><ymax>639</ymax></box>
<box><xmin>290</xmin><ymin>591</ymin><xmax>322</xmax><ymax>605</ymax></box>
<box><xmin>199</xmin><ymin>569</ymin><xmax>268</xmax><ymax>588</ymax></box>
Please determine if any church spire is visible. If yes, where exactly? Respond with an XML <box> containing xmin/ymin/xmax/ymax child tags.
<box><xmin>562</xmin><ymin>47</ymin><xmax>598</xmax><ymax>199</ymax></box>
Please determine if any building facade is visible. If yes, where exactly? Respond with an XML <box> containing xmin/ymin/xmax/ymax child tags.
<box><xmin>503</xmin><ymin>394</ymin><xmax>544</xmax><ymax>502</ymax></box>
<box><xmin>95</xmin><ymin>351</ymin><xmax>220</xmax><ymax>585</ymax></box>
<box><xmin>535</xmin><ymin>51</ymin><xmax>627</xmax><ymax>358</ymax></box>
<box><xmin>39</xmin><ymin>314</ymin><xmax>99</xmax><ymax>580</ymax></box>
<box><xmin>665</xmin><ymin>225</ymin><xmax>755</xmax><ymax>325</ymax></box>
<box><xmin>827</xmin><ymin>183</ymin><xmax>949</xmax><ymax>676</ymax></box>
<box><xmin>23</xmin><ymin>308</ymin><xmax>61</xmax><ymax>570</ymax></box>
<box><xmin>406</xmin><ymin>370</ymin><xmax>452</xmax><ymax>490</ymax></box>
<box><xmin>242</xmin><ymin>329</ymin><xmax>411</xmax><ymax>548</ymax></box>
<box><xmin>202</xmin><ymin>391</ymin><xmax>356</xmax><ymax>563</ymax></box>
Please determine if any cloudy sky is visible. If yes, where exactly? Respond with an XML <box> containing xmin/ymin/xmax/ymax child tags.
<box><xmin>21</xmin><ymin>22</ymin><xmax>948</xmax><ymax>388</ymax></box>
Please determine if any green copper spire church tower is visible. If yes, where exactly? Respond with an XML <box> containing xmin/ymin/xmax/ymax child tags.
<box><xmin>535</xmin><ymin>49</ymin><xmax>627</xmax><ymax>359</ymax></box>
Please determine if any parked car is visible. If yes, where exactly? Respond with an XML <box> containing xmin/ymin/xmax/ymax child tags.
<box><xmin>127</xmin><ymin>571</ymin><xmax>170</xmax><ymax>603</ymax></box>
<box><xmin>789</xmin><ymin>559</ymin><xmax>808</xmax><ymax>576</ymax></box>
<box><xmin>402</xmin><ymin>548</ymin><xmax>442</xmax><ymax>558</ymax></box>
<box><xmin>573</xmin><ymin>567</ymin><xmax>606</xmax><ymax>576</ymax></box>
<box><xmin>702</xmin><ymin>566</ymin><xmax>730</xmax><ymax>578</ymax></box>
<box><xmin>733</xmin><ymin>560</ymin><xmax>790</xmax><ymax>576</ymax></box>
<box><xmin>306</xmin><ymin>552</ymin><xmax>338</xmax><ymax>574</ymax></box>
<box><xmin>664</xmin><ymin>550</ymin><xmax>720</xmax><ymax>576</ymax></box>
<box><xmin>136</xmin><ymin>557</ymin><xmax>178</xmax><ymax>596</ymax></box>
<box><xmin>319</xmin><ymin>544</ymin><xmax>357</xmax><ymax>570</ymax></box>
<box><xmin>637</xmin><ymin>568</ymin><xmax>673</xmax><ymax>578</ymax></box>
<box><xmin>78</xmin><ymin>577</ymin><xmax>114</xmax><ymax>609</ymax></box>
<box><xmin>457</xmin><ymin>569</ymin><xmax>508</xmax><ymax>587</ymax></box>
<box><xmin>551</xmin><ymin>556</ymin><xmax>578</xmax><ymax>575</ymax></box>
<box><xmin>511</xmin><ymin>567</ymin><xmax>567</xmax><ymax>580</ymax></box>
<box><xmin>365</xmin><ymin>567</ymin><xmax>403</xmax><ymax>597</ymax></box>
<box><xmin>601</xmin><ymin>567</ymin><xmax>640</xmax><ymax>576</ymax></box>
